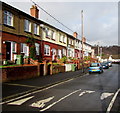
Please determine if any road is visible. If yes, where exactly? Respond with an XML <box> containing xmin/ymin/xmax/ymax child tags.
<box><xmin>1</xmin><ymin>64</ymin><xmax>119</xmax><ymax>112</ymax></box>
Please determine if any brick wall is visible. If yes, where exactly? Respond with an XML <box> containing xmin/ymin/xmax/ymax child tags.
<box><xmin>52</xmin><ymin>65</ymin><xmax>65</xmax><ymax>75</ymax></box>
<box><xmin>1</xmin><ymin>65</ymin><xmax>39</xmax><ymax>82</ymax></box>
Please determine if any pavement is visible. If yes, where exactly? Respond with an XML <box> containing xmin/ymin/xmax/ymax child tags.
<box><xmin>2</xmin><ymin>68</ymin><xmax>89</xmax><ymax>101</ymax></box>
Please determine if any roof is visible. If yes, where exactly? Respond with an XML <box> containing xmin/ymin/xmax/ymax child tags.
<box><xmin>1</xmin><ymin>1</ymin><xmax>92</xmax><ymax>46</ymax></box>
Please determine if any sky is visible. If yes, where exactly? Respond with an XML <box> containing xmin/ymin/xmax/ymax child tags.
<box><xmin>1</xmin><ymin>0</ymin><xmax>119</xmax><ymax>46</ymax></box>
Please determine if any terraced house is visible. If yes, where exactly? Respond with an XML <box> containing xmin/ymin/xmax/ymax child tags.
<box><xmin>0</xmin><ymin>1</ymin><xmax>94</xmax><ymax>64</ymax></box>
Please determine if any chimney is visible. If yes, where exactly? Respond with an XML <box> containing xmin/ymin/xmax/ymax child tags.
<box><xmin>82</xmin><ymin>37</ymin><xmax>86</xmax><ymax>43</ymax></box>
<box><xmin>30</xmin><ymin>5</ymin><xmax>39</xmax><ymax>19</ymax></box>
<box><xmin>73</xmin><ymin>32</ymin><xmax>78</xmax><ymax>38</ymax></box>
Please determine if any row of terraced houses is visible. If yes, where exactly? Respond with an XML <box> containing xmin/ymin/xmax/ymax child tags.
<box><xmin>0</xmin><ymin>2</ymin><xmax>95</xmax><ymax>64</ymax></box>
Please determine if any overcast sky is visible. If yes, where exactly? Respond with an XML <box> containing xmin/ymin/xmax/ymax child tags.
<box><xmin>1</xmin><ymin>0</ymin><xmax>119</xmax><ymax>46</ymax></box>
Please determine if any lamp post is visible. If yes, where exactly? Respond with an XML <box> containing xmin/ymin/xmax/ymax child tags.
<box><xmin>81</xmin><ymin>10</ymin><xmax>84</xmax><ymax>73</ymax></box>
<box><xmin>98</xmin><ymin>42</ymin><xmax>99</xmax><ymax>57</ymax></box>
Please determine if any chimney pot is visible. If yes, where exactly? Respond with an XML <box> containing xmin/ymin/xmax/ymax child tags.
<box><xmin>30</xmin><ymin>5</ymin><xmax>39</xmax><ymax>19</ymax></box>
<box><xmin>73</xmin><ymin>32</ymin><xmax>78</xmax><ymax>38</ymax></box>
<box><xmin>82</xmin><ymin>37</ymin><xmax>86</xmax><ymax>43</ymax></box>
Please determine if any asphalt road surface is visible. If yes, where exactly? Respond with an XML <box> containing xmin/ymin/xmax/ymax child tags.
<box><xmin>1</xmin><ymin>64</ymin><xmax>119</xmax><ymax>112</ymax></box>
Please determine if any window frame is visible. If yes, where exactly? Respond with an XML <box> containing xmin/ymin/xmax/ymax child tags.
<box><xmin>24</xmin><ymin>19</ymin><xmax>31</xmax><ymax>32</ymax></box>
<box><xmin>35</xmin><ymin>43</ymin><xmax>40</xmax><ymax>55</ymax></box>
<box><xmin>11</xmin><ymin>42</ymin><xmax>16</xmax><ymax>53</ymax></box>
<box><xmin>4</xmin><ymin>10</ymin><xmax>13</xmax><ymax>26</ymax></box>
<box><xmin>34</xmin><ymin>23</ymin><xmax>39</xmax><ymax>35</ymax></box>
<box><xmin>44</xmin><ymin>45</ymin><xmax>50</xmax><ymax>56</ymax></box>
<box><xmin>62</xmin><ymin>49</ymin><xmax>66</xmax><ymax>56</ymax></box>
<box><xmin>63</xmin><ymin>36</ymin><xmax>66</xmax><ymax>44</ymax></box>
<box><xmin>51</xmin><ymin>30</ymin><xmax>55</xmax><ymax>40</ymax></box>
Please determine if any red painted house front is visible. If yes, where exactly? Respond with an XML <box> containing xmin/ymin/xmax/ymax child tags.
<box><xmin>42</xmin><ymin>41</ymin><xmax>67</xmax><ymax>62</ymax></box>
<box><xmin>2</xmin><ymin>32</ymin><xmax>42</xmax><ymax>62</ymax></box>
<box><xmin>2</xmin><ymin>32</ymin><xmax>28</xmax><ymax>61</ymax></box>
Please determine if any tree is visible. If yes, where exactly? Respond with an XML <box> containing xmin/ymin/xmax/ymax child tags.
<box><xmin>26</xmin><ymin>35</ymin><xmax>37</xmax><ymax>60</ymax></box>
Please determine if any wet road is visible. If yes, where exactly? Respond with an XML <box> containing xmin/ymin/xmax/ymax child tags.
<box><xmin>2</xmin><ymin>64</ymin><xmax>119</xmax><ymax>112</ymax></box>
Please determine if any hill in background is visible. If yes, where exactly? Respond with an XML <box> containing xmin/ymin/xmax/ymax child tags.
<box><xmin>92</xmin><ymin>45</ymin><xmax>120</xmax><ymax>59</ymax></box>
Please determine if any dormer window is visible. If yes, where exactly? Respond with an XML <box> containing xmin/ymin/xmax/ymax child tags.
<box><xmin>4</xmin><ymin>10</ymin><xmax>13</xmax><ymax>26</ymax></box>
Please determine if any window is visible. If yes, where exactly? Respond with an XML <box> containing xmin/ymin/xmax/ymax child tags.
<box><xmin>71</xmin><ymin>40</ymin><xmax>73</xmax><ymax>45</ymax></box>
<box><xmin>11</xmin><ymin>42</ymin><xmax>16</xmax><ymax>53</ymax></box>
<box><xmin>34</xmin><ymin>24</ymin><xmax>39</xmax><ymax>35</ymax></box>
<box><xmin>46</xmin><ymin>28</ymin><xmax>50</xmax><ymax>38</ymax></box>
<box><xmin>35</xmin><ymin>43</ymin><xmax>40</xmax><ymax>55</ymax></box>
<box><xmin>51</xmin><ymin>30</ymin><xmax>55</xmax><ymax>40</ymax></box>
<box><xmin>45</xmin><ymin>28</ymin><xmax>55</xmax><ymax>40</ymax></box>
<box><xmin>44</xmin><ymin>45</ymin><xmax>50</xmax><ymax>55</ymax></box>
<box><xmin>21</xmin><ymin>43</ymin><xmax>26</xmax><ymax>53</ymax></box>
<box><xmin>63</xmin><ymin>36</ymin><xmax>66</xmax><ymax>43</ymax></box>
<box><xmin>68</xmin><ymin>39</ymin><xmax>71</xmax><ymax>44</ymax></box>
<box><xmin>58</xmin><ymin>49</ymin><xmax>62</xmax><ymax>59</ymax></box>
<box><xmin>68</xmin><ymin>49</ymin><xmax>71</xmax><ymax>57</ymax></box>
<box><xmin>62</xmin><ymin>49</ymin><xmax>66</xmax><ymax>56</ymax></box>
<box><xmin>4</xmin><ymin>11</ymin><xmax>13</xmax><ymax>26</ymax></box>
<box><xmin>52</xmin><ymin>48</ymin><xmax>56</xmax><ymax>55</ymax></box>
<box><xmin>59</xmin><ymin>34</ymin><xmax>63</xmax><ymax>42</ymax></box>
<box><xmin>90</xmin><ymin>63</ymin><xmax>99</xmax><ymax>67</ymax></box>
<box><xmin>20</xmin><ymin>43</ymin><xmax>29</xmax><ymax>56</ymax></box>
<box><xmin>24</xmin><ymin>19</ymin><xmax>31</xmax><ymax>32</ymax></box>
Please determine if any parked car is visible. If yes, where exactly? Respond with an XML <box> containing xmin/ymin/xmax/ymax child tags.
<box><xmin>107</xmin><ymin>61</ymin><xmax>112</xmax><ymax>67</ymax></box>
<box><xmin>101</xmin><ymin>62</ymin><xmax>109</xmax><ymax>69</ymax></box>
<box><xmin>89</xmin><ymin>63</ymin><xmax>103</xmax><ymax>74</ymax></box>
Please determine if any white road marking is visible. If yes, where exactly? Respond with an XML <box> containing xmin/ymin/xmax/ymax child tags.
<box><xmin>39</xmin><ymin>89</ymin><xmax>81</xmax><ymax>112</ymax></box>
<box><xmin>100</xmin><ymin>93</ymin><xmax>114</xmax><ymax>100</ymax></box>
<box><xmin>1</xmin><ymin>72</ymin><xmax>90</xmax><ymax>104</ymax></box>
<box><xmin>79</xmin><ymin>90</ymin><xmax>95</xmax><ymax>96</ymax></box>
<box><xmin>0</xmin><ymin>78</ymin><xmax>74</xmax><ymax>105</ymax></box>
<box><xmin>106</xmin><ymin>88</ymin><xmax>120</xmax><ymax>113</ymax></box>
<box><xmin>30</xmin><ymin>96</ymin><xmax>54</xmax><ymax>108</ymax></box>
<box><xmin>79</xmin><ymin>91</ymin><xmax>86</xmax><ymax>96</ymax></box>
<box><xmin>7</xmin><ymin>96</ymin><xmax>34</xmax><ymax>105</ymax></box>
<box><xmin>4</xmin><ymin>83</ymin><xmax>38</xmax><ymax>88</ymax></box>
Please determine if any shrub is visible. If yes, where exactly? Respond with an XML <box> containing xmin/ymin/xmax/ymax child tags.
<box><xmin>29</xmin><ymin>46</ymin><xmax>37</xmax><ymax>60</ymax></box>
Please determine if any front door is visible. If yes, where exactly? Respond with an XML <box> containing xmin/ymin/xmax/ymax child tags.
<box><xmin>52</xmin><ymin>48</ymin><xmax>56</xmax><ymax>61</ymax></box>
<box><xmin>6</xmin><ymin>42</ymin><xmax>11</xmax><ymax>60</ymax></box>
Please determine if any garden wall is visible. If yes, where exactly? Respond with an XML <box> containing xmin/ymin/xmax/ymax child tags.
<box><xmin>52</xmin><ymin>65</ymin><xmax>65</xmax><ymax>75</ymax></box>
<box><xmin>64</xmin><ymin>64</ymin><xmax>72</xmax><ymax>72</ymax></box>
<box><xmin>1</xmin><ymin>65</ymin><xmax>39</xmax><ymax>82</ymax></box>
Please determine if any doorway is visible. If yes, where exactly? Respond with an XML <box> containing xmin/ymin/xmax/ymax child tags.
<box><xmin>6</xmin><ymin>42</ymin><xmax>11</xmax><ymax>60</ymax></box>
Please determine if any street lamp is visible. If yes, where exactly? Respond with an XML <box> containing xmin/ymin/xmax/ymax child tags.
<box><xmin>81</xmin><ymin>10</ymin><xmax>84</xmax><ymax>73</ymax></box>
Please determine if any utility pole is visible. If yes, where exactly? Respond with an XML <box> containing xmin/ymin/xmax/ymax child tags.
<box><xmin>98</xmin><ymin>42</ymin><xmax>99</xmax><ymax>56</ymax></box>
<box><xmin>81</xmin><ymin>10</ymin><xmax>84</xmax><ymax>73</ymax></box>
<box><xmin>100</xmin><ymin>47</ymin><xmax>102</xmax><ymax>59</ymax></box>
